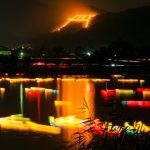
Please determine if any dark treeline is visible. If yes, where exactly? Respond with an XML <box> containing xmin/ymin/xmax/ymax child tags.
<box><xmin>0</xmin><ymin>40</ymin><xmax>150</xmax><ymax>63</ymax></box>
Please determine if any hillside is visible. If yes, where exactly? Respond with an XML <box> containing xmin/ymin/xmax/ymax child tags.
<box><xmin>31</xmin><ymin>6</ymin><xmax>150</xmax><ymax>48</ymax></box>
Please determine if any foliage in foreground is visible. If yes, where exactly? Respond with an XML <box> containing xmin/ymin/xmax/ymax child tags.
<box><xmin>60</xmin><ymin>99</ymin><xmax>150</xmax><ymax>150</ymax></box>
<box><xmin>65</xmin><ymin>119</ymin><xmax>150</xmax><ymax>150</ymax></box>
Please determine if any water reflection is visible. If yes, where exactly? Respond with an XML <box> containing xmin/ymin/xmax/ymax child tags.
<box><xmin>56</xmin><ymin>78</ymin><xmax>95</xmax><ymax>119</ymax></box>
<box><xmin>0</xmin><ymin>76</ymin><xmax>149</xmax><ymax>143</ymax></box>
<box><xmin>0</xmin><ymin>114</ymin><xmax>61</xmax><ymax>135</ymax></box>
<box><xmin>0</xmin><ymin>88</ymin><xmax>5</xmax><ymax>101</ymax></box>
<box><xmin>25</xmin><ymin>87</ymin><xmax>58</xmax><ymax>122</ymax></box>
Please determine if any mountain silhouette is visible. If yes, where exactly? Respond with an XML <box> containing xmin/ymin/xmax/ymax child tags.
<box><xmin>31</xmin><ymin>6</ymin><xmax>150</xmax><ymax>48</ymax></box>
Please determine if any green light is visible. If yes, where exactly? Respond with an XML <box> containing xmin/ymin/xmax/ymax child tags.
<box><xmin>20</xmin><ymin>52</ymin><xmax>24</xmax><ymax>57</ymax></box>
<box><xmin>20</xmin><ymin>82</ymin><xmax>23</xmax><ymax>114</ymax></box>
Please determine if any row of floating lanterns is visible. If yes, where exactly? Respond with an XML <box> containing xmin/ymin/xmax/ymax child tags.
<box><xmin>91</xmin><ymin>119</ymin><xmax>150</xmax><ymax>137</ymax></box>
<box><xmin>0</xmin><ymin>114</ymin><xmax>61</xmax><ymax>135</ymax></box>
<box><xmin>101</xmin><ymin>88</ymin><xmax>150</xmax><ymax>107</ymax></box>
<box><xmin>101</xmin><ymin>88</ymin><xmax>150</xmax><ymax>100</ymax></box>
<box><xmin>48</xmin><ymin>115</ymin><xmax>150</xmax><ymax>137</ymax></box>
<box><xmin>0</xmin><ymin>87</ymin><xmax>150</xmax><ymax>108</ymax></box>
<box><xmin>0</xmin><ymin>77</ymin><xmax>54</xmax><ymax>83</ymax></box>
<box><xmin>0</xmin><ymin>114</ymin><xmax>149</xmax><ymax>138</ymax></box>
<box><xmin>0</xmin><ymin>76</ymin><xmax>149</xmax><ymax>139</ymax></box>
<box><xmin>0</xmin><ymin>76</ymin><xmax>145</xmax><ymax>83</ymax></box>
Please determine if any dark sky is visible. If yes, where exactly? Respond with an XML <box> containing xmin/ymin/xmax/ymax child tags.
<box><xmin>0</xmin><ymin>0</ymin><xmax>150</xmax><ymax>47</ymax></box>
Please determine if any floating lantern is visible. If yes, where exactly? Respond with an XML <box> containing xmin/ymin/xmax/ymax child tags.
<box><xmin>143</xmin><ymin>91</ymin><xmax>150</xmax><ymax>100</ymax></box>
<box><xmin>121</xmin><ymin>100</ymin><xmax>150</xmax><ymax>107</ymax></box>
<box><xmin>137</xmin><ymin>88</ymin><xmax>150</xmax><ymax>94</ymax></box>
<box><xmin>0</xmin><ymin>114</ymin><xmax>61</xmax><ymax>135</ymax></box>
<box><xmin>101</xmin><ymin>90</ymin><xmax>116</xmax><ymax>101</ymax></box>
<box><xmin>116</xmin><ymin>89</ymin><xmax>135</xmax><ymax>100</ymax></box>
<box><xmin>0</xmin><ymin>88</ymin><xmax>5</xmax><ymax>101</ymax></box>
<box><xmin>49</xmin><ymin>115</ymin><xmax>85</xmax><ymax>128</ymax></box>
<box><xmin>111</xmin><ymin>74</ymin><xmax>124</xmax><ymax>79</ymax></box>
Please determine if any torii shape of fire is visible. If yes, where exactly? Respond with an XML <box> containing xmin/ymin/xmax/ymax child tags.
<box><xmin>53</xmin><ymin>14</ymin><xmax>96</xmax><ymax>32</ymax></box>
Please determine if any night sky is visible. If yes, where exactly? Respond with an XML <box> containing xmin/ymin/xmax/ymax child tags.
<box><xmin>0</xmin><ymin>0</ymin><xmax>150</xmax><ymax>47</ymax></box>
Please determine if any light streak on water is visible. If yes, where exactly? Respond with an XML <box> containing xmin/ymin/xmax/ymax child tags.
<box><xmin>121</xmin><ymin>100</ymin><xmax>150</xmax><ymax>107</ymax></box>
<box><xmin>0</xmin><ymin>88</ymin><xmax>5</xmax><ymax>101</ymax></box>
<box><xmin>116</xmin><ymin>89</ymin><xmax>135</xmax><ymax>100</ymax></box>
<box><xmin>143</xmin><ymin>91</ymin><xmax>150</xmax><ymax>100</ymax></box>
<box><xmin>0</xmin><ymin>114</ymin><xmax>61</xmax><ymax>135</ymax></box>
<box><xmin>20</xmin><ymin>82</ymin><xmax>23</xmax><ymax>114</ymax></box>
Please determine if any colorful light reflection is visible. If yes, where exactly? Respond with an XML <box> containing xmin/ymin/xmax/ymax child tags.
<box><xmin>101</xmin><ymin>90</ymin><xmax>116</xmax><ymax>101</ymax></box>
<box><xmin>49</xmin><ymin>116</ymin><xmax>85</xmax><ymax>128</ymax></box>
<box><xmin>56</xmin><ymin>78</ymin><xmax>95</xmax><ymax>119</ymax></box>
<box><xmin>0</xmin><ymin>114</ymin><xmax>60</xmax><ymax>135</ymax></box>
<box><xmin>116</xmin><ymin>89</ymin><xmax>135</xmax><ymax>100</ymax></box>
<box><xmin>0</xmin><ymin>88</ymin><xmax>5</xmax><ymax>101</ymax></box>
<box><xmin>25</xmin><ymin>87</ymin><xmax>58</xmax><ymax>121</ymax></box>
<box><xmin>124</xmin><ymin>121</ymin><xmax>150</xmax><ymax>134</ymax></box>
<box><xmin>143</xmin><ymin>91</ymin><xmax>150</xmax><ymax>100</ymax></box>
<box><xmin>85</xmin><ymin>119</ymin><xmax>150</xmax><ymax>137</ymax></box>
<box><xmin>121</xmin><ymin>100</ymin><xmax>150</xmax><ymax>107</ymax></box>
<box><xmin>137</xmin><ymin>88</ymin><xmax>150</xmax><ymax>94</ymax></box>
<box><xmin>118</xmin><ymin>79</ymin><xmax>138</xmax><ymax>82</ymax></box>
<box><xmin>20</xmin><ymin>83</ymin><xmax>23</xmax><ymax>114</ymax></box>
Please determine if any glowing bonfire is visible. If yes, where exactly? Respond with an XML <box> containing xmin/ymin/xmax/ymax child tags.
<box><xmin>53</xmin><ymin>14</ymin><xmax>96</xmax><ymax>32</ymax></box>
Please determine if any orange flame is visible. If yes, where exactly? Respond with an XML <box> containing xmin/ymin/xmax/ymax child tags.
<box><xmin>53</xmin><ymin>14</ymin><xmax>97</xmax><ymax>32</ymax></box>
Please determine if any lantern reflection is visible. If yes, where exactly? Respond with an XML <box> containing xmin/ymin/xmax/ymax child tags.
<box><xmin>90</xmin><ymin>119</ymin><xmax>122</xmax><ymax>137</ymax></box>
<box><xmin>137</xmin><ymin>88</ymin><xmax>150</xmax><ymax>99</ymax></box>
<box><xmin>83</xmin><ymin>119</ymin><xmax>150</xmax><ymax>138</ymax></box>
<box><xmin>111</xmin><ymin>74</ymin><xmax>124</xmax><ymax>79</ymax></box>
<box><xmin>116</xmin><ymin>89</ymin><xmax>135</xmax><ymax>100</ymax></box>
<box><xmin>56</xmin><ymin>78</ymin><xmax>95</xmax><ymax>119</ymax></box>
<box><xmin>137</xmin><ymin>88</ymin><xmax>150</xmax><ymax>94</ymax></box>
<box><xmin>101</xmin><ymin>90</ymin><xmax>116</xmax><ymax>101</ymax></box>
<box><xmin>5</xmin><ymin>78</ymin><xmax>34</xmax><ymax>83</ymax></box>
<box><xmin>0</xmin><ymin>114</ymin><xmax>61</xmax><ymax>135</ymax></box>
<box><xmin>118</xmin><ymin>79</ymin><xmax>138</xmax><ymax>82</ymax></box>
<box><xmin>121</xmin><ymin>100</ymin><xmax>150</xmax><ymax>107</ymax></box>
<box><xmin>0</xmin><ymin>88</ymin><xmax>5</xmax><ymax>101</ymax></box>
<box><xmin>55</xmin><ymin>78</ymin><xmax>95</xmax><ymax>141</ymax></box>
<box><xmin>25</xmin><ymin>87</ymin><xmax>58</xmax><ymax>121</ymax></box>
<box><xmin>35</xmin><ymin>78</ymin><xmax>54</xmax><ymax>83</ymax></box>
<box><xmin>55</xmin><ymin>101</ymin><xmax>72</xmax><ymax>106</ymax></box>
<box><xmin>20</xmin><ymin>83</ymin><xmax>24</xmax><ymax>114</ymax></box>
<box><xmin>143</xmin><ymin>91</ymin><xmax>150</xmax><ymax>100</ymax></box>
<box><xmin>117</xmin><ymin>79</ymin><xmax>144</xmax><ymax>89</ymax></box>
<box><xmin>0</xmin><ymin>76</ymin><xmax>149</xmax><ymax>142</ymax></box>
<box><xmin>49</xmin><ymin>115</ymin><xmax>85</xmax><ymax>128</ymax></box>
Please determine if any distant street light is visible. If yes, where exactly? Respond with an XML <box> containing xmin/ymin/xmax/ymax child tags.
<box><xmin>20</xmin><ymin>52</ymin><xmax>24</xmax><ymax>58</ymax></box>
<box><xmin>86</xmin><ymin>52</ymin><xmax>91</xmax><ymax>56</ymax></box>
